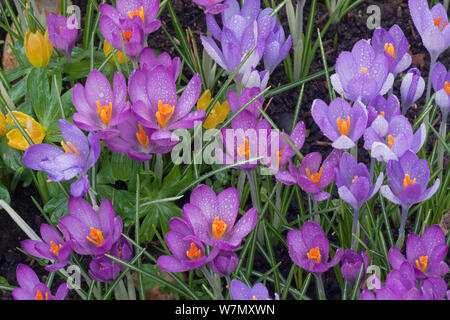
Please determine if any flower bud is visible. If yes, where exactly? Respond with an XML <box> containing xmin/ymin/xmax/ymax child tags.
<box><xmin>400</xmin><ymin>68</ymin><xmax>425</xmax><ymax>115</ymax></box>
<box><xmin>0</xmin><ymin>109</ymin><xmax>6</xmax><ymax>137</ymax></box>
<box><xmin>24</xmin><ymin>29</ymin><xmax>53</xmax><ymax>68</ymax></box>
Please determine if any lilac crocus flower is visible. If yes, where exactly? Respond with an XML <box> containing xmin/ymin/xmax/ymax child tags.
<box><xmin>226</xmin><ymin>87</ymin><xmax>264</xmax><ymax>118</ymax></box>
<box><xmin>421</xmin><ymin>277</ymin><xmax>448</xmax><ymax>300</ymax></box>
<box><xmin>366</xmin><ymin>94</ymin><xmax>401</xmax><ymax>139</ymax></box>
<box><xmin>276</xmin><ymin>149</ymin><xmax>342</xmax><ymax>201</ymax></box>
<box><xmin>72</xmin><ymin>70</ymin><xmax>130</xmax><ymax>139</ymax></box>
<box><xmin>365</xmin><ymin>115</ymin><xmax>426</xmax><ymax>163</ymax></box>
<box><xmin>209</xmin><ymin>250</ymin><xmax>238</xmax><ymax>276</ymax></box>
<box><xmin>241</xmin><ymin>68</ymin><xmax>270</xmax><ymax>90</ymax></box>
<box><xmin>409</xmin><ymin>0</ymin><xmax>450</xmax><ymax>61</ymax></box>
<box><xmin>129</xmin><ymin>66</ymin><xmax>204</xmax><ymax>148</ymax></box>
<box><xmin>230</xmin><ymin>280</ymin><xmax>279</xmax><ymax>300</ymax></box>
<box><xmin>59</xmin><ymin>197</ymin><xmax>123</xmax><ymax>256</ymax></box>
<box><xmin>264</xmin><ymin>24</ymin><xmax>292</xmax><ymax>73</ymax></box>
<box><xmin>371</xmin><ymin>25</ymin><xmax>411</xmax><ymax>77</ymax></box>
<box><xmin>335</xmin><ymin>152</ymin><xmax>383</xmax><ymax>211</ymax></box>
<box><xmin>89</xmin><ymin>236</ymin><xmax>133</xmax><ymax>282</ymax></box>
<box><xmin>193</xmin><ymin>0</ymin><xmax>228</xmax><ymax>14</ymax></box>
<box><xmin>341</xmin><ymin>249</ymin><xmax>369</xmax><ymax>284</ymax></box>
<box><xmin>182</xmin><ymin>184</ymin><xmax>258</xmax><ymax>256</ymax></box>
<box><xmin>400</xmin><ymin>68</ymin><xmax>425</xmax><ymax>114</ymax></box>
<box><xmin>21</xmin><ymin>224</ymin><xmax>72</xmax><ymax>272</ymax></box>
<box><xmin>380</xmin><ymin>150</ymin><xmax>440</xmax><ymax>207</ymax></box>
<box><xmin>103</xmin><ymin>114</ymin><xmax>176</xmax><ymax>161</ymax></box>
<box><xmin>312</xmin><ymin>98</ymin><xmax>368</xmax><ymax>150</ymax></box>
<box><xmin>47</xmin><ymin>13</ymin><xmax>78</xmax><ymax>61</ymax></box>
<box><xmin>22</xmin><ymin>119</ymin><xmax>100</xmax><ymax>197</ymax></box>
<box><xmin>330</xmin><ymin>40</ymin><xmax>393</xmax><ymax>103</ymax></box>
<box><xmin>432</xmin><ymin>62</ymin><xmax>450</xmax><ymax>115</ymax></box>
<box><xmin>287</xmin><ymin>221</ymin><xmax>343</xmax><ymax>274</ymax></box>
<box><xmin>139</xmin><ymin>47</ymin><xmax>181</xmax><ymax>80</ymax></box>
<box><xmin>12</xmin><ymin>264</ymin><xmax>68</xmax><ymax>300</ymax></box>
<box><xmin>388</xmin><ymin>225</ymin><xmax>449</xmax><ymax>279</ymax></box>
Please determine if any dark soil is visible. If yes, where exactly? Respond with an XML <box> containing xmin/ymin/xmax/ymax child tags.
<box><xmin>0</xmin><ymin>0</ymin><xmax>449</xmax><ymax>300</ymax></box>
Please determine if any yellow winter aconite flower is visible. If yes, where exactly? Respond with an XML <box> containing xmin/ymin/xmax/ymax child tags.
<box><xmin>103</xmin><ymin>40</ymin><xmax>128</xmax><ymax>65</ymax></box>
<box><xmin>5</xmin><ymin>111</ymin><xmax>45</xmax><ymax>151</ymax></box>
<box><xmin>24</xmin><ymin>29</ymin><xmax>53</xmax><ymax>68</ymax></box>
<box><xmin>197</xmin><ymin>90</ymin><xmax>230</xmax><ymax>129</ymax></box>
<box><xmin>0</xmin><ymin>109</ymin><xmax>6</xmax><ymax>136</ymax></box>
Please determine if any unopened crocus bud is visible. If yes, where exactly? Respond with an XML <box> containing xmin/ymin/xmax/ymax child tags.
<box><xmin>209</xmin><ymin>250</ymin><xmax>238</xmax><ymax>276</ymax></box>
<box><xmin>400</xmin><ymin>68</ymin><xmax>425</xmax><ymax>115</ymax></box>
<box><xmin>24</xmin><ymin>29</ymin><xmax>53</xmax><ymax>68</ymax></box>
<box><xmin>0</xmin><ymin>109</ymin><xmax>6</xmax><ymax>136</ymax></box>
<box><xmin>47</xmin><ymin>13</ymin><xmax>78</xmax><ymax>61</ymax></box>
<box><xmin>340</xmin><ymin>249</ymin><xmax>369</xmax><ymax>284</ymax></box>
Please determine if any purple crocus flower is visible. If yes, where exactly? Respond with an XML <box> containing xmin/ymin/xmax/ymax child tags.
<box><xmin>340</xmin><ymin>249</ymin><xmax>369</xmax><ymax>284</ymax></box>
<box><xmin>72</xmin><ymin>70</ymin><xmax>131</xmax><ymax>140</ymax></box>
<box><xmin>312</xmin><ymin>98</ymin><xmax>368</xmax><ymax>150</ymax></box>
<box><xmin>182</xmin><ymin>184</ymin><xmax>258</xmax><ymax>256</ymax></box>
<box><xmin>129</xmin><ymin>66</ymin><xmax>204</xmax><ymax>148</ymax></box>
<box><xmin>380</xmin><ymin>150</ymin><xmax>440</xmax><ymax>207</ymax></box>
<box><xmin>89</xmin><ymin>236</ymin><xmax>133</xmax><ymax>282</ymax></box>
<box><xmin>263</xmin><ymin>24</ymin><xmax>292</xmax><ymax>74</ymax></box>
<box><xmin>59</xmin><ymin>197</ymin><xmax>123</xmax><ymax>256</ymax></box>
<box><xmin>330</xmin><ymin>40</ymin><xmax>393</xmax><ymax>103</ymax></box>
<box><xmin>409</xmin><ymin>0</ymin><xmax>450</xmax><ymax>61</ymax></box>
<box><xmin>193</xmin><ymin>0</ymin><xmax>228</xmax><ymax>14</ymax></box>
<box><xmin>230</xmin><ymin>279</ymin><xmax>279</xmax><ymax>300</ymax></box>
<box><xmin>226</xmin><ymin>87</ymin><xmax>263</xmax><ymax>118</ymax></box>
<box><xmin>371</xmin><ymin>25</ymin><xmax>411</xmax><ymax>77</ymax></box>
<box><xmin>21</xmin><ymin>224</ymin><xmax>72</xmax><ymax>272</ymax></box>
<box><xmin>241</xmin><ymin>68</ymin><xmax>270</xmax><ymax>90</ymax></box>
<box><xmin>12</xmin><ymin>264</ymin><xmax>68</xmax><ymax>300</ymax></box>
<box><xmin>209</xmin><ymin>250</ymin><xmax>238</xmax><ymax>276</ymax></box>
<box><xmin>22</xmin><ymin>119</ymin><xmax>100</xmax><ymax>197</ymax></box>
<box><xmin>276</xmin><ymin>149</ymin><xmax>342</xmax><ymax>201</ymax></box>
<box><xmin>47</xmin><ymin>13</ymin><xmax>78</xmax><ymax>61</ymax></box>
<box><xmin>365</xmin><ymin>115</ymin><xmax>426</xmax><ymax>163</ymax></box>
<box><xmin>287</xmin><ymin>221</ymin><xmax>344</xmax><ymax>274</ymax></box>
<box><xmin>400</xmin><ymin>68</ymin><xmax>425</xmax><ymax>114</ymax></box>
<box><xmin>432</xmin><ymin>62</ymin><xmax>450</xmax><ymax>115</ymax></box>
<box><xmin>388</xmin><ymin>224</ymin><xmax>449</xmax><ymax>279</ymax></box>
<box><xmin>366</xmin><ymin>94</ymin><xmax>401</xmax><ymax>139</ymax></box>
<box><xmin>103</xmin><ymin>114</ymin><xmax>176</xmax><ymax>161</ymax></box>
<box><xmin>139</xmin><ymin>47</ymin><xmax>181</xmax><ymax>80</ymax></box>
<box><xmin>421</xmin><ymin>277</ymin><xmax>449</xmax><ymax>300</ymax></box>
<box><xmin>335</xmin><ymin>152</ymin><xmax>383</xmax><ymax>210</ymax></box>
<box><xmin>361</xmin><ymin>262</ymin><xmax>424</xmax><ymax>300</ymax></box>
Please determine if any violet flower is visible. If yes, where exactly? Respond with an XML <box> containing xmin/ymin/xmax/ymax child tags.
<box><xmin>330</xmin><ymin>40</ymin><xmax>393</xmax><ymax>103</ymax></box>
<box><xmin>263</xmin><ymin>24</ymin><xmax>292</xmax><ymax>74</ymax></box>
<box><xmin>103</xmin><ymin>114</ymin><xmax>176</xmax><ymax>162</ymax></box>
<box><xmin>47</xmin><ymin>13</ymin><xmax>78</xmax><ymax>61</ymax></box>
<box><xmin>241</xmin><ymin>68</ymin><xmax>270</xmax><ymax>90</ymax></box>
<box><xmin>21</xmin><ymin>224</ymin><xmax>72</xmax><ymax>272</ymax></box>
<box><xmin>59</xmin><ymin>197</ymin><xmax>123</xmax><ymax>256</ymax></box>
<box><xmin>22</xmin><ymin>119</ymin><xmax>100</xmax><ymax>198</ymax></box>
<box><xmin>421</xmin><ymin>277</ymin><xmax>449</xmax><ymax>300</ymax></box>
<box><xmin>230</xmin><ymin>279</ymin><xmax>279</xmax><ymax>300</ymax></box>
<box><xmin>341</xmin><ymin>249</ymin><xmax>369</xmax><ymax>284</ymax></box>
<box><xmin>365</xmin><ymin>94</ymin><xmax>401</xmax><ymax>139</ymax></box>
<box><xmin>209</xmin><ymin>250</ymin><xmax>238</xmax><ymax>276</ymax></box>
<box><xmin>388</xmin><ymin>225</ymin><xmax>449</xmax><ymax>279</ymax></box>
<box><xmin>129</xmin><ymin>66</ymin><xmax>204</xmax><ymax>148</ymax></box>
<box><xmin>139</xmin><ymin>47</ymin><xmax>181</xmax><ymax>80</ymax></box>
<box><xmin>226</xmin><ymin>87</ymin><xmax>264</xmax><ymax>118</ymax></box>
<box><xmin>287</xmin><ymin>221</ymin><xmax>344</xmax><ymax>274</ymax></box>
<box><xmin>12</xmin><ymin>264</ymin><xmax>68</xmax><ymax>300</ymax></box>
<box><xmin>400</xmin><ymin>68</ymin><xmax>425</xmax><ymax>114</ymax></box>
<box><xmin>193</xmin><ymin>0</ymin><xmax>228</xmax><ymax>14</ymax></box>
<box><xmin>311</xmin><ymin>98</ymin><xmax>368</xmax><ymax>150</ymax></box>
<box><xmin>365</xmin><ymin>115</ymin><xmax>426</xmax><ymax>163</ymax></box>
<box><xmin>276</xmin><ymin>149</ymin><xmax>342</xmax><ymax>202</ymax></box>
<box><xmin>432</xmin><ymin>61</ymin><xmax>450</xmax><ymax>115</ymax></box>
<box><xmin>182</xmin><ymin>184</ymin><xmax>258</xmax><ymax>256</ymax></box>
<box><xmin>371</xmin><ymin>25</ymin><xmax>412</xmax><ymax>77</ymax></box>
<box><xmin>72</xmin><ymin>70</ymin><xmax>131</xmax><ymax>140</ymax></box>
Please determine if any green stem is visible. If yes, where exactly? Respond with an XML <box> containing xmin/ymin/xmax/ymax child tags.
<box><xmin>155</xmin><ymin>153</ymin><xmax>163</xmax><ymax>186</ymax></box>
<box><xmin>396</xmin><ymin>205</ymin><xmax>409</xmax><ymax>249</ymax></box>
<box><xmin>313</xmin><ymin>200</ymin><xmax>320</xmax><ymax>223</ymax></box>
<box><xmin>201</xmin><ymin>266</ymin><xmax>223</xmax><ymax>300</ymax></box>
<box><xmin>438</xmin><ymin>111</ymin><xmax>448</xmax><ymax>182</ymax></box>
<box><xmin>314</xmin><ymin>273</ymin><xmax>326</xmax><ymax>300</ymax></box>
<box><xmin>351</xmin><ymin>207</ymin><xmax>360</xmax><ymax>251</ymax></box>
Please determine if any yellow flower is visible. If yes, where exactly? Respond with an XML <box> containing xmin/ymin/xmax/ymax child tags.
<box><xmin>24</xmin><ymin>29</ymin><xmax>53</xmax><ymax>68</ymax></box>
<box><xmin>197</xmin><ymin>90</ymin><xmax>230</xmax><ymax>129</ymax></box>
<box><xmin>103</xmin><ymin>40</ymin><xmax>128</xmax><ymax>65</ymax></box>
<box><xmin>0</xmin><ymin>109</ymin><xmax>6</xmax><ymax>137</ymax></box>
<box><xmin>5</xmin><ymin>111</ymin><xmax>45</xmax><ymax>151</ymax></box>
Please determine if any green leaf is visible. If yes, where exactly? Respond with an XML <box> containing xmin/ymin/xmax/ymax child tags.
<box><xmin>159</xmin><ymin>165</ymin><xmax>193</xmax><ymax>198</ymax></box>
<box><xmin>111</xmin><ymin>152</ymin><xmax>133</xmax><ymax>182</ymax></box>
<box><xmin>0</xmin><ymin>140</ymin><xmax>24</xmax><ymax>171</ymax></box>
<box><xmin>43</xmin><ymin>195</ymin><xmax>69</xmax><ymax>224</ymax></box>
<box><xmin>0</xmin><ymin>181</ymin><xmax>11</xmax><ymax>204</ymax></box>
<box><xmin>140</xmin><ymin>264</ymin><xmax>173</xmax><ymax>295</ymax></box>
<box><xmin>139</xmin><ymin>202</ymin><xmax>181</xmax><ymax>242</ymax></box>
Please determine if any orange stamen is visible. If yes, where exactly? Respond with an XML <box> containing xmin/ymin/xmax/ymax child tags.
<box><xmin>61</xmin><ymin>141</ymin><xmax>80</xmax><ymax>155</ymax></box>
<box><xmin>306</xmin><ymin>167</ymin><xmax>323</xmax><ymax>186</ymax></box>
<box><xmin>122</xmin><ymin>30</ymin><xmax>133</xmax><ymax>42</ymax></box>
<box><xmin>252</xmin><ymin>296</ymin><xmax>257</xmax><ymax>300</ymax></box>
<box><xmin>387</xmin><ymin>134</ymin><xmax>395</xmax><ymax>148</ymax></box>
<box><xmin>186</xmin><ymin>242</ymin><xmax>202</xmax><ymax>260</ymax></box>
<box><xmin>35</xmin><ymin>290</ymin><xmax>49</xmax><ymax>300</ymax></box>
<box><xmin>128</xmin><ymin>6</ymin><xmax>145</xmax><ymax>23</ymax></box>
<box><xmin>96</xmin><ymin>100</ymin><xmax>112</xmax><ymax>125</ymax></box>
<box><xmin>352</xmin><ymin>176</ymin><xmax>358</xmax><ymax>184</ymax></box>
<box><xmin>136</xmin><ymin>124</ymin><xmax>150</xmax><ymax>148</ymax></box>
<box><xmin>59</xmin><ymin>26</ymin><xmax>63</xmax><ymax>31</ymax></box>
<box><xmin>434</xmin><ymin>18</ymin><xmax>443</xmax><ymax>27</ymax></box>
<box><xmin>384</xmin><ymin>43</ymin><xmax>395</xmax><ymax>59</ymax></box>
<box><xmin>212</xmin><ymin>217</ymin><xmax>227</xmax><ymax>239</ymax></box>
<box><xmin>277</xmin><ymin>148</ymin><xmax>284</xmax><ymax>166</ymax></box>
<box><xmin>379</xmin><ymin>111</ymin><xmax>385</xmax><ymax>118</ymax></box>
<box><xmin>360</xmin><ymin>67</ymin><xmax>367</xmax><ymax>73</ymax></box>
<box><xmin>307</xmin><ymin>247</ymin><xmax>321</xmax><ymax>263</ymax></box>
<box><xmin>403</xmin><ymin>173</ymin><xmax>416</xmax><ymax>187</ymax></box>
<box><xmin>415</xmin><ymin>255</ymin><xmax>428</xmax><ymax>272</ymax></box>
<box><xmin>49</xmin><ymin>241</ymin><xmax>62</xmax><ymax>256</ymax></box>
<box><xmin>444</xmin><ymin>82</ymin><xmax>450</xmax><ymax>95</ymax></box>
<box><xmin>337</xmin><ymin>116</ymin><xmax>350</xmax><ymax>136</ymax></box>
<box><xmin>237</xmin><ymin>139</ymin><xmax>250</xmax><ymax>158</ymax></box>
<box><xmin>86</xmin><ymin>227</ymin><xmax>105</xmax><ymax>247</ymax></box>
<box><xmin>155</xmin><ymin>100</ymin><xmax>175</xmax><ymax>128</ymax></box>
